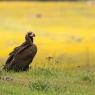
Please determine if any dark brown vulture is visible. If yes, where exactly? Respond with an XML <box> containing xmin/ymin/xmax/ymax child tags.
<box><xmin>3</xmin><ymin>32</ymin><xmax>37</xmax><ymax>72</ymax></box>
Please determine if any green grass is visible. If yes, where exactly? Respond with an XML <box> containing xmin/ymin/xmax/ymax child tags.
<box><xmin>0</xmin><ymin>63</ymin><xmax>95</xmax><ymax>95</ymax></box>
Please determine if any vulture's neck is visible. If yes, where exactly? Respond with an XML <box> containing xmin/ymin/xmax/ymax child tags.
<box><xmin>21</xmin><ymin>38</ymin><xmax>33</xmax><ymax>47</ymax></box>
<box><xmin>26</xmin><ymin>37</ymin><xmax>33</xmax><ymax>45</ymax></box>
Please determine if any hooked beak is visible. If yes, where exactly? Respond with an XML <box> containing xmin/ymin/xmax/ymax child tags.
<box><xmin>30</xmin><ymin>33</ymin><xmax>35</xmax><ymax>37</ymax></box>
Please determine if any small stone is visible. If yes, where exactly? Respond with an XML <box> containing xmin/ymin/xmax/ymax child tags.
<box><xmin>2</xmin><ymin>76</ymin><xmax>13</xmax><ymax>81</ymax></box>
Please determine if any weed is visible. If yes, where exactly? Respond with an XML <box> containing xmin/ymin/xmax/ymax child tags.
<box><xmin>81</xmin><ymin>75</ymin><xmax>91</xmax><ymax>81</ymax></box>
<box><xmin>28</xmin><ymin>80</ymin><xmax>49</xmax><ymax>92</ymax></box>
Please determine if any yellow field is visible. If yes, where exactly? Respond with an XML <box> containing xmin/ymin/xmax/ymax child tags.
<box><xmin>0</xmin><ymin>2</ymin><xmax>95</xmax><ymax>68</ymax></box>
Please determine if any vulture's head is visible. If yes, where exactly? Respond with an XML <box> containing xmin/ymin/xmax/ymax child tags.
<box><xmin>25</xmin><ymin>32</ymin><xmax>35</xmax><ymax>43</ymax></box>
<box><xmin>28</xmin><ymin>32</ymin><xmax>35</xmax><ymax>37</ymax></box>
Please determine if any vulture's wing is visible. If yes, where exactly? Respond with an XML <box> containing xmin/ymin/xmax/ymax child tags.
<box><xmin>6</xmin><ymin>43</ymin><xmax>30</xmax><ymax>65</ymax></box>
<box><xmin>6</xmin><ymin>46</ymin><xmax>20</xmax><ymax>65</ymax></box>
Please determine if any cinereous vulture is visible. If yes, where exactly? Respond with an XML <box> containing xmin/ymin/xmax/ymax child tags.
<box><xmin>3</xmin><ymin>32</ymin><xmax>37</xmax><ymax>72</ymax></box>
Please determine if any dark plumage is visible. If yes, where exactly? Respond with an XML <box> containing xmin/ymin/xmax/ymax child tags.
<box><xmin>3</xmin><ymin>32</ymin><xmax>37</xmax><ymax>72</ymax></box>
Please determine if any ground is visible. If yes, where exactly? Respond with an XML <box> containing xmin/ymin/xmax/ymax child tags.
<box><xmin>0</xmin><ymin>1</ymin><xmax>95</xmax><ymax>95</ymax></box>
<box><xmin>0</xmin><ymin>65</ymin><xmax>95</xmax><ymax>95</ymax></box>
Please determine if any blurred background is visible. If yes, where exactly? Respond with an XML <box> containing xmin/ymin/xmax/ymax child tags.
<box><xmin>0</xmin><ymin>0</ymin><xmax>95</xmax><ymax>68</ymax></box>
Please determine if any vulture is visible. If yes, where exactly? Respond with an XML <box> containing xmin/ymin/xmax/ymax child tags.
<box><xmin>3</xmin><ymin>32</ymin><xmax>37</xmax><ymax>72</ymax></box>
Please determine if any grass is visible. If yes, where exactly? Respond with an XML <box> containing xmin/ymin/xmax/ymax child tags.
<box><xmin>0</xmin><ymin>64</ymin><xmax>95</xmax><ymax>95</ymax></box>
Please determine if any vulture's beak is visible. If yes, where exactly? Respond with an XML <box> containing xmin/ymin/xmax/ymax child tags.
<box><xmin>30</xmin><ymin>33</ymin><xmax>35</xmax><ymax>37</ymax></box>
